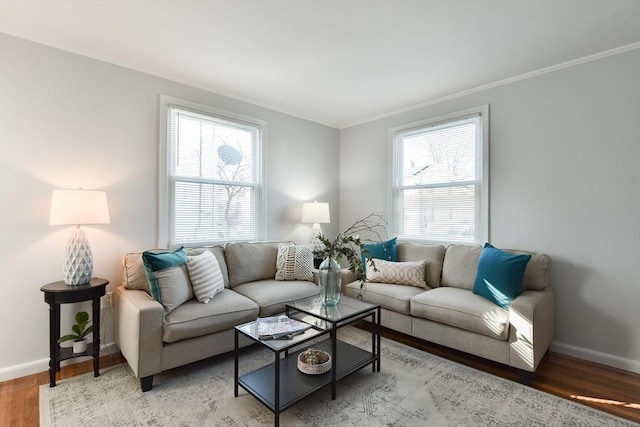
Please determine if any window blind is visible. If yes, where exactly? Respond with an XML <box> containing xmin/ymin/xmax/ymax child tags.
<box><xmin>392</xmin><ymin>112</ymin><xmax>486</xmax><ymax>243</ymax></box>
<box><xmin>166</xmin><ymin>105</ymin><xmax>263</xmax><ymax>245</ymax></box>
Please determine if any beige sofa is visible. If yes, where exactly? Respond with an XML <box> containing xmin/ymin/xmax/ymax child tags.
<box><xmin>115</xmin><ymin>241</ymin><xmax>319</xmax><ymax>391</ymax></box>
<box><xmin>344</xmin><ymin>241</ymin><xmax>554</xmax><ymax>383</ymax></box>
<box><xmin>116</xmin><ymin>239</ymin><xmax>553</xmax><ymax>391</ymax></box>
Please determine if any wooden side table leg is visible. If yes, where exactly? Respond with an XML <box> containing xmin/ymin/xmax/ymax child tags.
<box><xmin>49</xmin><ymin>302</ymin><xmax>60</xmax><ymax>387</ymax></box>
<box><xmin>92</xmin><ymin>296</ymin><xmax>100</xmax><ymax>377</ymax></box>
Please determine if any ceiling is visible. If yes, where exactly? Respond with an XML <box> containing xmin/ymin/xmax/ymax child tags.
<box><xmin>1</xmin><ymin>1</ymin><xmax>639</xmax><ymax>128</ymax></box>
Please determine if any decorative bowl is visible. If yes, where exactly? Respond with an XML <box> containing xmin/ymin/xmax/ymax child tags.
<box><xmin>297</xmin><ymin>348</ymin><xmax>332</xmax><ymax>375</ymax></box>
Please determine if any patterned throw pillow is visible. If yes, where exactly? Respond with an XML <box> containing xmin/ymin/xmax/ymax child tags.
<box><xmin>187</xmin><ymin>250</ymin><xmax>225</xmax><ymax>303</ymax></box>
<box><xmin>366</xmin><ymin>258</ymin><xmax>427</xmax><ymax>288</ymax></box>
<box><xmin>275</xmin><ymin>244</ymin><xmax>314</xmax><ymax>281</ymax></box>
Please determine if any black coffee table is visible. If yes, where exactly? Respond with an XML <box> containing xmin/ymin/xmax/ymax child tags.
<box><xmin>234</xmin><ymin>295</ymin><xmax>381</xmax><ymax>426</ymax></box>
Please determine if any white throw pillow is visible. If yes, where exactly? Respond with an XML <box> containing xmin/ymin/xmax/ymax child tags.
<box><xmin>367</xmin><ymin>258</ymin><xmax>427</xmax><ymax>288</ymax></box>
<box><xmin>187</xmin><ymin>250</ymin><xmax>225</xmax><ymax>303</ymax></box>
<box><xmin>275</xmin><ymin>244</ymin><xmax>314</xmax><ymax>281</ymax></box>
<box><xmin>152</xmin><ymin>265</ymin><xmax>194</xmax><ymax>312</ymax></box>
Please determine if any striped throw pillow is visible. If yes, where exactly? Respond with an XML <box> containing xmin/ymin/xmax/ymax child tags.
<box><xmin>187</xmin><ymin>250</ymin><xmax>225</xmax><ymax>303</ymax></box>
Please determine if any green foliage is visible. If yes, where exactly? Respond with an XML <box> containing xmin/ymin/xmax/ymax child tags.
<box><xmin>313</xmin><ymin>213</ymin><xmax>386</xmax><ymax>291</ymax></box>
<box><xmin>57</xmin><ymin>311</ymin><xmax>93</xmax><ymax>343</ymax></box>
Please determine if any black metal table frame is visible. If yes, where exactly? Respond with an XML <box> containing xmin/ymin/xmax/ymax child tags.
<box><xmin>234</xmin><ymin>300</ymin><xmax>381</xmax><ymax>427</ymax></box>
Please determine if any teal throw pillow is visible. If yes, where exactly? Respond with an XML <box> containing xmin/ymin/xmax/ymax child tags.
<box><xmin>361</xmin><ymin>237</ymin><xmax>398</xmax><ymax>267</ymax></box>
<box><xmin>472</xmin><ymin>243</ymin><xmax>531</xmax><ymax>309</ymax></box>
<box><xmin>142</xmin><ymin>247</ymin><xmax>188</xmax><ymax>304</ymax></box>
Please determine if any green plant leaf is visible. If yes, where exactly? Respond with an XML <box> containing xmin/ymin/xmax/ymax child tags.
<box><xmin>72</xmin><ymin>324</ymin><xmax>82</xmax><ymax>336</ymax></box>
<box><xmin>82</xmin><ymin>325</ymin><xmax>93</xmax><ymax>338</ymax></box>
<box><xmin>57</xmin><ymin>334</ymin><xmax>78</xmax><ymax>343</ymax></box>
<box><xmin>75</xmin><ymin>311</ymin><xmax>89</xmax><ymax>324</ymax></box>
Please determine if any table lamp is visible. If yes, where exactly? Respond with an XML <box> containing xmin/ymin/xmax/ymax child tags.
<box><xmin>301</xmin><ymin>201</ymin><xmax>330</xmax><ymax>253</ymax></box>
<box><xmin>49</xmin><ymin>189</ymin><xmax>110</xmax><ymax>285</ymax></box>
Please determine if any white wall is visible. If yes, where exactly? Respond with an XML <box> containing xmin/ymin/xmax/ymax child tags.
<box><xmin>340</xmin><ymin>49</ymin><xmax>640</xmax><ymax>372</ymax></box>
<box><xmin>1</xmin><ymin>33</ymin><xmax>638</xmax><ymax>380</ymax></box>
<box><xmin>0</xmin><ymin>34</ymin><xmax>340</xmax><ymax>380</ymax></box>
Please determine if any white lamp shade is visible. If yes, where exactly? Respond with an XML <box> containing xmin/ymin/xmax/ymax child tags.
<box><xmin>50</xmin><ymin>189</ymin><xmax>110</xmax><ymax>225</ymax></box>
<box><xmin>301</xmin><ymin>202</ymin><xmax>330</xmax><ymax>224</ymax></box>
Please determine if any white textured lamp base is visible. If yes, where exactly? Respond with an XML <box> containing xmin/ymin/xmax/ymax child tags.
<box><xmin>309</xmin><ymin>223</ymin><xmax>323</xmax><ymax>252</ymax></box>
<box><xmin>63</xmin><ymin>227</ymin><xmax>93</xmax><ymax>285</ymax></box>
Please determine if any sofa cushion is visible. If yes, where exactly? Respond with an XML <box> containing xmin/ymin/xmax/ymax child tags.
<box><xmin>225</xmin><ymin>241</ymin><xmax>285</xmax><ymax>287</ymax></box>
<box><xmin>396</xmin><ymin>242</ymin><xmax>446</xmax><ymax>287</ymax></box>
<box><xmin>441</xmin><ymin>244</ymin><xmax>483</xmax><ymax>290</ymax></box>
<box><xmin>366</xmin><ymin>258</ymin><xmax>427</xmax><ymax>288</ymax></box>
<box><xmin>441</xmin><ymin>244</ymin><xmax>551</xmax><ymax>292</ymax></box>
<box><xmin>142</xmin><ymin>248</ymin><xmax>193</xmax><ymax>313</ymax></box>
<box><xmin>345</xmin><ymin>281</ymin><xmax>426</xmax><ymax>315</ymax></box>
<box><xmin>510</xmin><ymin>251</ymin><xmax>551</xmax><ymax>291</ymax></box>
<box><xmin>472</xmin><ymin>243</ymin><xmax>531</xmax><ymax>309</ymax></box>
<box><xmin>187</xmin><ymin>250</ymin><xmax>225</xmax><ymax>303</ymax></box>
<box><xmin>232</xmin><ymin>279</ymin><xmax>319</xmax><ymax>317</ymax></box>
<box><xmin>162</xmin><ymin>289</ymin><xmax>259</xmax><ymax>342</ymax></box>
<box><xmin>361</xmin><ymin>237</ymin><xmax>398</xmax><ymax>266</ymax></box>
<box><xmin>275</xmin><ymin>244</ymin><xmax>314</xmax><ymax>281</ymax></box>
<box><xmin>124</xmin><ymin>248</ymin><xmax>194</xmax><ymax>293</ymax></box>
<box><xmin>122</xmin><ymin>252</ymin><xmax>148</xmax><ymax>292</ymax></box>
<box><xmin>411</xmin><ymin>287</ymin><xmax>510</xmax><ymax>340</ymax></box>
<box><xmin>185</xmin><ymin>246</ymin><xmax>229</xmax><ymax>288</ymax></box>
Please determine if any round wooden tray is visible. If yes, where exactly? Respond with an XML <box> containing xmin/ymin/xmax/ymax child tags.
<box><xmin>297</xmin><ymin>348</ymin><xmax>332</xmax><ymax>375</ymax></box>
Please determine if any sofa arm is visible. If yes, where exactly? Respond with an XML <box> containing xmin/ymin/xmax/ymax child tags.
<box><xmin>508</xmin><ymin>287</ymin><xmax>555</xmax><ymax>372</ymax></box>
<box><xmin>114</xmin><ymin>286</ymin><xmax>164</xmax><ymax>379</ymax></box>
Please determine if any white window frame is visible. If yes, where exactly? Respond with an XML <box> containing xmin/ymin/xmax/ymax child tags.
<box><xmin>389</xmin><ymin>105</ymin><xmax>489</xmax><ymax>244</ymax></box>
<box><xmin>158</xmin><ymin>95</ymin><xmax>266</xmax><ymax>247</ymax></box>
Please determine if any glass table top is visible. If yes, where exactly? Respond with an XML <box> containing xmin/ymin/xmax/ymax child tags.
<box><xmin>236</xmin><ymin>295</ymin><xmax>379</xmax><ymax>351</ymax></box>
<box><xmin>287</xmin><ymin>295</ymin><xmax>379</xmax><ymax>324</ymax></box>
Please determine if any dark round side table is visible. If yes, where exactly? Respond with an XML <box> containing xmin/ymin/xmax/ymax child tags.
<box><xmin>40</xmin><ymin>278</ymin><xmax>109</xmax><ymax>387</ymax></box>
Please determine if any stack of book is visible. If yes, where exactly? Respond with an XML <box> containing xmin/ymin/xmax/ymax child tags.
<box><xmin>256</xmin><ymin>315</ymin><xmax>311</xmax><ymax>340</ymax></box>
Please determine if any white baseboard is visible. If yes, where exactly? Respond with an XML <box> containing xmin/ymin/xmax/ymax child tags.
<box><xmin>551</xmin><ymin>341</ymin><xmax>640</xmax><ymax>374</ymax></box>
<box><xmin>0</xmin><ymin>342</ymin><xmax>120</xmax><ymax>383</ymax></box>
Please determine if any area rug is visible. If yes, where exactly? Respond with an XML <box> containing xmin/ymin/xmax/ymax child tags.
<box><xmin>40</xmin><ymin>327</ymin><xmax>633</xmax><ymax>426</ymax></box>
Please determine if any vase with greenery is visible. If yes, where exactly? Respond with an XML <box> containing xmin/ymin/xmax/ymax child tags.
<box><xmin>313</xmin><ymin>213</ymin><xmax>387</xmax><ymax>304</ymax></box>
<box><xmin>58</xmin><ymin>311</ymin><xmax>93</xmax><ymax>353</ymax></box>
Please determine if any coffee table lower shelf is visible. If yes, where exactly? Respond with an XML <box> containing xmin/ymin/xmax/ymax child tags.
<box><xmin>238</xmin><ymin>339</ymin><xmax>374</xmax><ymax>412</ymax></box>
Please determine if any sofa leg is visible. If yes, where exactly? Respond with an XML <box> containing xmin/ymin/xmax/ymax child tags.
<box><xmin>518</xmin><ymin>369</ymin><xmax>533</xmax><ymax>386</ymax></box>
<box><xmin>140</xmin><ymin>375</ymin><xmax>154</xmax><ymax>392</ymax></box>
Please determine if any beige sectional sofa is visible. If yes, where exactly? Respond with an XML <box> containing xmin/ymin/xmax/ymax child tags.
<box><xmin>344</xmin><ymin>241</ymin><xmax>554</xmax><ymax>383</ymax></box>
<box><xmin>116</xmin><ymin>239</ymin><xmax>553</xmax><ymax>392</ymax></box>
<box><xmin>115</xmin><ymin>241</ymin><xmax>319</xmax><ymax>391</ymax></box>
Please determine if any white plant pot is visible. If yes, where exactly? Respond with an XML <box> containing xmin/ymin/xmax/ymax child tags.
<box><xmin>73</xmin><ymin>339</ymin><xmax>87</xmax><ymax>354</ymax></box>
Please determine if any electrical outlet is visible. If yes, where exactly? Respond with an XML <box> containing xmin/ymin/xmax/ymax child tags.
<box><xmin>102</xmin><ymin>292</ymin><xmax>113</xmax><ymax>309</ymax></box>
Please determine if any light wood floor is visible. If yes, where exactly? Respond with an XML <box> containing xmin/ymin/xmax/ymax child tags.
<box><xmin>2</xmin><ymin>327</ymin><xmax>638</xmax><ymax>426</ymax></box>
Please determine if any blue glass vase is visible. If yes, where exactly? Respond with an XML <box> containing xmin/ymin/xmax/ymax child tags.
<box><xmin>318</xmin><ymin>257</ymin><xmax>341</xmax><ymax>306</ymax></box>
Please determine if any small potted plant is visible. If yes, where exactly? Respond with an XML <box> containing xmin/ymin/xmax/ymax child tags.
<box><xmin>58</xmin><ymin>311</ymin><xmax>93</xmax><ymax>353</ymax></box>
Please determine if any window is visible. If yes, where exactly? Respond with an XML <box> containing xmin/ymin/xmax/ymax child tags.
<box><xmin>391</xmin><ymin>106</ymin><xmax>488</xmax><ymax>244</ymax></box>
<box><xmin>160</xmin><ymin>97</ymin><xmax>265</xmax><ymax>246</ymax></box>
